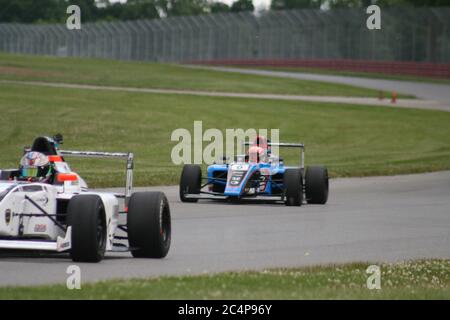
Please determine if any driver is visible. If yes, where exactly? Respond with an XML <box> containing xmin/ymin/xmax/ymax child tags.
<box><xmin>248</xmin><ymin>146</ymin><xmax>267</xmax><ymax>163</ymax></box>
<box><xmin>19</xmin><ymin>151</ymin><xmax>54</xmax><ymax>183</ymax></box>
<box><xmin>248</xmin><ymin>136</ymin><xmax>269</xmax><ymax>163</ymax></box>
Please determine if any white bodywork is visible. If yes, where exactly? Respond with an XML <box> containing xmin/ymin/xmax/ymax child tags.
<box><xmin>0</xmin><ymin>180</ymin><xmax>119</xmax><ymax>252</ymax></box>
<box><xmin>0</xmin><ymin>149</ymin><xmax>131</xmax><ymax>253</ymax></box>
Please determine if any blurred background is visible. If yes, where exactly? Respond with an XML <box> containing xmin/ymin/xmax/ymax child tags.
<box><xmin>0</xmin><ymin>0</ymin><xmax>448</xmax><ymax>78</ymax></box>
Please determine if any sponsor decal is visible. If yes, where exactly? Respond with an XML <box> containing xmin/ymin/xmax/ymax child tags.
<box><xmin>60</xmin><ymin>242</ymin><xmax>70</xmax><ymax>249</ymax></box>
<box><xmin>34</xmin><ymin>224</ymin><xmax>47</xmax><ymax>233</ymax></box>
<box><xmin>232</xmin><ymin>164</ymin><xmax>249</xmax><ymax>171</ymax></box>
<box><xmin>229</xmin><ymin>170</ymin><xmax>246</xmax><ymax>186</ymax></box>
<box><xmin>159</xmin><ymin>199</ymin><xmax>164</xmax><ymax>235</ymax></box>
<box><xmin>259</xmin><ymin>175</ymin><xmax>268</xmax><ymax>192</ymax></box>
<box><xmin>36</xmin><ymin>196</ymin><xmax>49</xmax><ymax>205</ymax></box>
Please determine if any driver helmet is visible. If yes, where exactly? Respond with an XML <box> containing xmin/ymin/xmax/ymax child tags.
<box><xmin>253</xmin><ymin>136</ymin><xmax>268</xmax><ymax>148</ymax></box>
<box><xmin>20</xmin><ymin>152</ymin><xmax>52</xmax><ymax>181</ymax></box>
<box><xmin>248</xmin><ymin>146</ymin><xmax>266</xmax><ymax>163</ymax></box>
<box><xmin>253</xmin><ymin>136</ymin><xmax>271</xmax><ymax>155</ymax></box>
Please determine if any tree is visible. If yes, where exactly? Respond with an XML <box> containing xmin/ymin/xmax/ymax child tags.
<box><xmin>67</xmin><ymin>0</ymin><xmax>99</xmax><ymax>22</ymax></box>
<box><xmin>328</xmin><ymin>0</ymin><xmax>367</xmax><ymax>8</ymax></box>
<box><xmin>210</xmin><ymin>2</ymin><xmax>231</xmax><ymax>13</ymax></box>
<box><xmin>0</xmin><ymin>0</ymin><xmax>65</xmax><ymax>23</ymax></box>
<box><xmin>270</xmin><ymin>0</ymin><xmax>323</xmax><ymax>10</ymax></box>
<box><xmin>328</xmin><ymin>0</ymin><xmax>450</xmax><ymax>8</ymax></box>
<box><xmin>231</xmin><ymin>0</ymin><xmax>254</xmax><ymax>12</ymax></box>
<box><xmin>375</xmin><ymin>0</ymin><xmax>449</xmax><ymax>5</ymax></box>
<box><xmin>158</xmin><ymin>0</ymin><xmax>209</xmax><ymax>17</ymax></box>
<box><xmin>99</xmin><ymin>0</ymin><xmax>160</xmax><ymax>20</ymax></box>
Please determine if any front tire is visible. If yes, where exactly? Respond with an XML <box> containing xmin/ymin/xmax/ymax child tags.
<box><xmin>305</xmin><ymin>166</ymin><xmax>329</xmax><ymax>204</ymax></box>
<box><xmin>67</xmin><ymin>195</ymin><xmax>106</xmax><ymax>263</ymax></box>
<box><xmin>179</xmin><ymin>164</ymin><xmax>201</xmax><ymax>202</ymax></box>
<box><xmin>127</xmin><ymin>191</ymin><xmax>171</xmax><ymax>258</ymax></box>
<box><xmin>284</xmin><ymin>169</ymin><xmax>303</xmax><ymax>206</ymax></box>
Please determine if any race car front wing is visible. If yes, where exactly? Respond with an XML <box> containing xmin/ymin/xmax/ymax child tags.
<box><xmin>0</xmin><ymin>226</ymin><xmax>71</xmax><ymax>252</ymax></box>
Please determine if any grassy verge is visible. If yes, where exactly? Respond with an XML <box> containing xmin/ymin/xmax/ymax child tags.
<box><xmin>242</xmin><ymin>66</ymin><xmax>450</xmax><ymax>85</ymax></box>
<box><xmin>0</xmin><ymin>260</ymin><xmax>448</xmax><ymax>299</ymax></box>
<box><xmin>0</xmin><ymin>83</ymin><xmax>449</xmax><ymax>187</ymax></box>
<box><xmin>0</xmin><ymin>53</ymin><xmax>395</xmax><ymax>97</ymax></box>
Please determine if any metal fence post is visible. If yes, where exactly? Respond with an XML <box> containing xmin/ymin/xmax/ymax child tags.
<box><xmin>0</xmin><ymin>8</ymin><xmax>448</xmax><ymax>63</ymax></box>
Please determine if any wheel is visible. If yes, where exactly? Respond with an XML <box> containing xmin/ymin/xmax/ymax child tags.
<box><xmin>67</xmin><ymin>195</ymin><xmax>106</xmax><ymax>263</ymax></box>
<box><xmin>305</xmin><ymin>166</ymin><xmax>329</xmax><ymax>204</ymax></box>
<box><xmin>179</xmin><ymin>164</ymin><xmax>201</xmax><ymax>202</ymax></box>
<box><xmin>283</xmin><ymin>168</ymin><xmax>303</xmax><ymax>206</ymax></box>
<box><xmin>127</xmin><ymin>191</ymin><xmax>171</xmax><ymax>258</ymax></box>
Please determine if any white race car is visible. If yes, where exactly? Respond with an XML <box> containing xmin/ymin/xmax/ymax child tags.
<box><xmin>0</xmin><ymin>135</ymin><xmax>171</xmax><ymax>262</ymax></box>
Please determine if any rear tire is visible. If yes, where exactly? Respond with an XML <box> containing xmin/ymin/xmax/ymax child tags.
<box><xmin>305</xmin><ymin>166</ymin><xmax>329</xmax><ymax>204</ymax></box>
<box><xmin>284</xmin><ymin>169</ymin><xmax>303</xmax><ymax>206</ymax></box>
<box><xmin>179</xmin><ymin>164</ymin><xmax>201</xmax><ymax>202</ymax></box>
<box><xmin>67</xmin><ymin>195</ymin><xmax>106</xmax><ymax>263</ymax></box>
<box><xmin>127</xmin><ymin>192</ymin><xmax>171</xmax><ymax>258</ymax></box>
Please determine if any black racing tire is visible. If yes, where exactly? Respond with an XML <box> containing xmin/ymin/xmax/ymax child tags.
<box><xmin>179</xmin><ymin>164</ymin><xmax>201</xmax><ymax>202</ymax></box>
<box><xmin>283</xmin><ymin>168</ymin><xmax>303</xmax><ymax>206</ymax></box>
<box><xmin>127</xmin><ymin>191</ymin><xmax>171</xmax><ymax>258</ymax></box>
<box><xmin>305</xmin><ymin>166</ymin><xmax>329</xmax><ymax>204</ymax></box>
<box><xmin>67</xmin><ymin>195</ymin><xmax>106</xmax><ymax>263</ymax></box>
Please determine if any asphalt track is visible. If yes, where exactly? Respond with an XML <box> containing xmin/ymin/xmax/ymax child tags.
<box><xmin>1</xmin><ymin>79</ymin><xmax>449</xmax><ymax>112</ymax></box>
<box><xmin>0</xmin><ymin>171</ymin><xmax>449</xmax><ymax>287</ymax></box>
<box><xmin>187</xmin><ymin>66</ymin><xmax>450</xmax><ymax>111</ymax></box>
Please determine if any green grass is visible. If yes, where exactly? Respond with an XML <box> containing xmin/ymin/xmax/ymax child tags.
<box><xmin>243</xmin><ymin>65</ymin><xmax>450</xmax><ymax>85</ymax></box>
<box><xmin>0</xmin><ymin>82</ymin><xmax>449</xmax><ymax>187</ymax></box>
<box><xmin>0</xmin><ymin>53</ymin><xmax>397</xmax><ymax>97</ymax></box>
<box><xmin>0</xmin><ymin>260</ymin><xmax>448</xmax><ymax>299</ymax></box>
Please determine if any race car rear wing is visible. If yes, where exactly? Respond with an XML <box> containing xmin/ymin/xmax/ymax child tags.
<box><xmin>243</xmin><ymin>142</ymin><xmax>305</xmax><ymax>168</ymax></box>
<box><xmin>59</xmin><ymin>150</ymin><xmax>134</xmax><ymax>204</ymax></box>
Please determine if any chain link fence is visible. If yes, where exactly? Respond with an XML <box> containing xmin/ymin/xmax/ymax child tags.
<box><xmin>0</xmin><ymin>7</ymin><xmax>449</xmax><ymax>63</ymax></box>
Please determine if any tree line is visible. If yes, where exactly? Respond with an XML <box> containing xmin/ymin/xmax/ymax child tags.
<box><xmin>0</xmin><ymin>0</ymin><xmax>447</xmax><ymax>23</ymax></box>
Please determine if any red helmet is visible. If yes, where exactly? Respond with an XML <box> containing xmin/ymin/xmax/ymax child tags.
<box><xmin>253</xmin><ymin>136</ymin><xmax>268</xmax><ymax>149</ymax></box>
<box><xmin>248</xmin><ymin>146</ymin><xmax>265</xmax><ymax>163</ymax></box>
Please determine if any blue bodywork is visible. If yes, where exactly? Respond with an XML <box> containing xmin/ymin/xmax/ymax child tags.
<box><xmin>207</xmin><ymin>161</ymin><xmax>287</xmax><ymax>198</ymax></box>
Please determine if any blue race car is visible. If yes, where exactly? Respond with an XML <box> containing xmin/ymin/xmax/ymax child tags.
<box><xmin>179</xmin><ymin>136</ymin><xmax>329</xmax><ymax>206</ymax></box>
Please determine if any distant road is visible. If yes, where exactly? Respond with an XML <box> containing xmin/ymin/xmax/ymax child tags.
<box><xmin>1</xmin><ymin>79</ymin><xmax>449</xmax><ymax>112</ymax></box>
<box><xmin>1</xmin><ymin>171</ymin><xmax>449</xmax><ymax>286</ymax></box>
<box><xmin>188</xmin><ymin>66</ymin><xmax>450</xmax><ymax>108</ymax></box>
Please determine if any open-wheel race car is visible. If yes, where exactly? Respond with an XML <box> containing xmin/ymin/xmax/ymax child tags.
<box><xmin>0</xmin><ymin>135</ymin><xmax>171</xmax><ymax>262</ymax></box>
<box><xmin>179</xmin><ymin>136</ymin><xmax>329</xmax><ymax>206</ymax></box>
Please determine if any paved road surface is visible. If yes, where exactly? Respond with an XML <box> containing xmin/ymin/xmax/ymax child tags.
<box><xmin>0</xmin><ymin>171</ymin><xmax>449</xmax><ymax>287</ymax></box>
<box><xmin>1</xmin><ymin>79</ymin><xmax>449</xmax><ymax>112</ymax></box>
<box><xmin>188</xmin><ymin>66</ymin><xmax>450</xmax><ymax>111</ymax></box>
